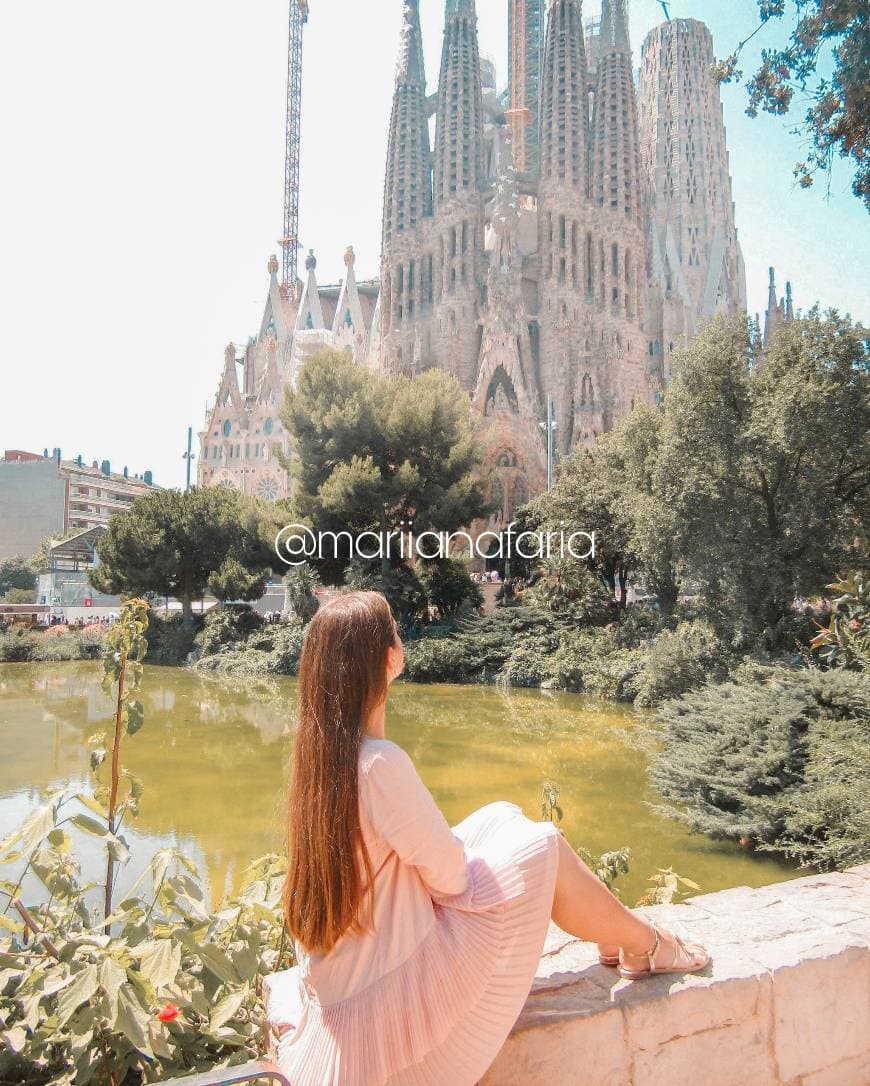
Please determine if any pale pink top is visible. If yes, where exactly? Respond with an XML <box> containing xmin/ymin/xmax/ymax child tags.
<box><xmin>270</xmin><ymin>736</ymin><xmax>560</xmax><ymax>1085</ymax></box>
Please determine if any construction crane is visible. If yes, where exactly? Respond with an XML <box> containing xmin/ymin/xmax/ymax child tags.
<box><xmin>280</xmin><ymin>0</ymin><xmax>309</xmax><ymax>297</ymax></box>
<box><xmin>659</xmin><ymin>1</ymin><xmax>671</xmax><ymax>19</ymax></box>
<box><xmin>506</xmin><ymin>0</ymin><xmax>543</xmax><ymax>175</ymax></box>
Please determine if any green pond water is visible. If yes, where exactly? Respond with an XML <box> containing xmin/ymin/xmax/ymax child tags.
<box><xmin>0</xmin><ymin>662</ymin><xmax>799</xmax><ymax>907</ymax></box>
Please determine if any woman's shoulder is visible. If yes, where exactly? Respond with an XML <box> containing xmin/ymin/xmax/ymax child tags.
<box><xmin>359</xmin><ymin>736</ymin><xmax>414</xmax><ymax>777</ymax></box>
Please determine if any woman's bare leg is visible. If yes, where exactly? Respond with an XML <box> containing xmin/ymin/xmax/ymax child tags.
<box><xmin>551</xmin><ymin>833</ymin><xmax>655</xmax><ymax>961</ymax></box>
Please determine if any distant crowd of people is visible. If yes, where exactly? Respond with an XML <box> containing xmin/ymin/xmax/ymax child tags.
<box><xmin>470</xmin><ymin>569</ymin><xmax>501</xmax><ymax>584</ymax></box>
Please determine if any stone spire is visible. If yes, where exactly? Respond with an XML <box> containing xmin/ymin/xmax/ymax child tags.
<box><xmin>382</xmin><ymin>1</ymin><xmax>431</xmax><ymax>247</ymax></box>
<box><xmin>764</xmin><ymin>266</ymin><xmax>784</xmax><ymax>347</ymax></box>
<box><xmin>600</xmin><ymin>0</ymin><xmax>630</xmax><ymax>51</ymax></box>
<box><xmin>539</xmin><ymin>0</ymin><xmax>588</xmax><ymax>191</ymax></box>
<box><xmin>590</xmin><ymin>3</ymin><xmax>642</xmax><ymax>225</ymax></box>
<box><xmin>434</xmin><ymin>0</ymin><xmax>484</xmax><ymax>207</ymax></box>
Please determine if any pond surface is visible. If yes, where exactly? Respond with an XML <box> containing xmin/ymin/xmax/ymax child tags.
<box><xmin>0</xmin><ymin>662</ymin><xmax>798</xmax><ymax>907</ymax></box>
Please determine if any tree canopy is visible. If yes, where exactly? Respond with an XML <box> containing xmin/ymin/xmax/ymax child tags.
<box><xmin>529</xmin><ymin>310</ymin><xmax>869</xmax><ymax>634</ymax></box>
<box><xmin>90</xmin><ymin>488</ymin><xmax>275</xmax><ymax>626</ymax></box>
<box><xmin>278</xmin><ymin>349</ymin><xmax>490</xmax><ymax>577</ymax></box>
<box><xmin>715</xmin><ymin>0</ymin><xmax>870</xmax><ymax>210</ymax></box>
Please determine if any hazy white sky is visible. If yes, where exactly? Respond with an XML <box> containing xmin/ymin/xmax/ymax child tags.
<box><xmin>1</xmin><ymin>1</ymin><xmax>867</xmax><ymax>488</ymax></box>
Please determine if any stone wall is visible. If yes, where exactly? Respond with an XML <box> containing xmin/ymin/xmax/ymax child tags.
<box><xmin>483</xmin><ymin>865</ymin><xmax>870</xmax><ymax>1086</ymax></box>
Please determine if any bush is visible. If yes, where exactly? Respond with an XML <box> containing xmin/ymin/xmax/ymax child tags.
<box><xmin>30</xmin><ymin>634</ymin><xmax>83</xmax><ymax>663</ymax></box>
<box><xmin>648</xmin><ymin>667</ymin><xmax>870</xmax><ymax>868</ymax></box>
<box><xmin>634</xmin><ymin>619</ymin><xmax>727</xmax><ymax>707</ymax></box>
<box><xmin>345</xmin><ymin>561</ymin><xmax>427</xmax><ymax>628</ymax></box>
<box><xmin>402</xmin><ymin>636</ymin><xmax>468</xmax><ymax>683</ymax></box>
<box><xmin>417</xmin><ymin>559</ymin><xmax>483</xmax><ymax>617</ymax></box>
<box><xmin>195</xmin><ymin>621</ymin><xmax>305</xmax><ymax>676</ymax></box>
<box><xmin>0</xmin><ymin>629</ymin><xmax>38</xmax><ymax>662</ymax></box>
<box><xmin>144</xmin><ymin>613</ymin><xmax>203</xmax><ymax>666</ymax></box>
<box><xmin>195</xmin><ymin>605</ymin><xmax>264</xmax><ymax>658</ymax></box>
<box><xmin>551</xmin><ymin>628</ymin><xmax>646</xmax><ymax>700</ymax></box>
<box><xmin>527</xmin><ymin>559</ymin><xmax>615</xmax><ymax>627</ymax></box>
<box><xmin>0</xmin><ymin>817</ymin><xmax>288</xmax><ymax>1086</ymax></box>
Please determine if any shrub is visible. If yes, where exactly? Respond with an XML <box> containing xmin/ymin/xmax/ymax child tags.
<box><xmin>634</xmin><ymin>619</ymin><xmax>727</xmax><ymax>707</ymax></box>
<box><xmin>402</xmin><ymin>636</ymin><xmax>468</xmax><ymax>683</ymax></box>
<box><xmin>30</xmin><ymin>634</ymin><xmax>82</xmax><ymax>663</ymax></box>
<box><xmin>195</xmin><ymin>605</ymin><xmax>263</xmax><ymax>658</ymax></box>
<box><xmin>345</xmin><ymin>561</ymin><xmax>427</xmax><ymax>628</ymax></box>
<box><xmin>551</xmin><ymin>628</ymin><xmax>646</xmax><ymax>700</ymax></box>
<box><xmin>417</xmin><ymin>558</ymin><xmax>483</xmax><ymax>617</ymax></box>
<box><xmin>195</xmin><ymin>621</ymin><xmax>305</xmax><ymax>676</ymax></box>
<box><xmin>0</xmin><ymin>629</ymin><xmax>38</xmax><ymax>662</ymax></box>
<box><xmin>144</xmin><ymin>613</ymin><xmax>203</xmax><ymax>666</ymax></box>
<box><xmin>527</xmin><ymin>559</ymin><xmax>615</xmax><ymax>627</ymax></box>
<box><xmin>648</xmin><ymin>668</ymin><xmax>870</xmax><ymax>868</ymax></box>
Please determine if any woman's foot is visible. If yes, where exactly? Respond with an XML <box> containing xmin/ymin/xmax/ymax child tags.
<box><xmin>618</xmin><ymin>926</ymin><xmax>710</xmax><ymax>980</ymax></box>
<box><xmin>597</xmin><ymin>942</ymin><xmax>620</xmax><ymax>966</ymax></box>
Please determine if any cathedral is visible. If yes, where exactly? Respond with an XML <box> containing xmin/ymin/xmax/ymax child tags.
<box><xmin>199</xmin><ymin>1</ymin><xmax>791</xmax><ymax>522</ymax></box>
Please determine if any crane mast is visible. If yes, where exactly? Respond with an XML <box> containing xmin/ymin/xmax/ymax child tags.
<box><xmin>281</xmin><ymin>0</ymin><xmax>309</xmax><ymax>297</ymax></box>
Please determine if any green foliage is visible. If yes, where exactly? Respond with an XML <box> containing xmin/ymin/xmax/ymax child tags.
<box><xmin>634</xmin><ymin>620</ymin><xmax>727</xmax><ymax>708</ymax></box>
<box><xmin>195</xmin><ymin>605</ymin><xmax>265</xmax><ymax>658</ymax></box>
<box><xmin>811</xmin><ymin>571</ymin><xmax>870</xmax><ymax>670</ymax></box>
<box><xmin>402</xmin><ymin>606</ymin><xmax>547</xmax><ymax>683</ymax></box>
<box><xmin>416</xmin><ymin>558</ymin><xmax>482</xmax><ymax>617</ymax></box>
<box><xmin>647</xmin><ymin>667</ymin><xmax>870</xmax><ymax>868</ymax></box>
<box><xmin>195</xmin><ymin>622</ymin><xmax>305</xmax><ymax>677</ymax></box>
<box><xmin>400</xmin><ymin>636</ymin><xmax>468</xmax><ymax>684</ymax></box>
<box><xmin>0</xmin><ymin>556</ymin><xmax>36</xmax><ymax>598</ymax></box>
<box><xmin>144</xmin><ymin>613</ymin><xmax>203</xmax><ymax>666</ymax></box>
<box><xmin>345</xmin><ymin>560</ymin><xmax>427</xmax><ymax>628</ymax></box>
<box><xmin>3</xmin><ymin>587</ymin><xmax>36</xmax><ymax>605</ymax></box>
<box><xmin>656</xmin><ymin>311</ymin><xmax>869</xmax><ymax>634</ymax></box>
<box><xmin>0</xmin><ymin>824</ymin><xmax>287</xmax><ymax>1086</ymax></box>
<box><xmin>551</xmin><ymin>628</ymin><xmax>647</xmax><ymax>701</ymax></box>
<box><xmin>714</xmin><ymin>0</ymin><xmax>870</xmax><ymax>211</ymax></box>
<box><xmin>527</xmin><ymin>559</ymin><xmax>615</xmax><ymax>626</ymax></box>
<box><xmin>636</xmin><ymin>868</ymin><xmax>702</xmax><ymax>907</ymax></box>
<box><xmin>278</xmin><ymin>348</ymin><xmax>490</xmax><ymax>580</ymax></box>
<box><xmin>0</xmin><ymin>628</ymin><xmax>106</xmax><ymax>664</ymax></box>
<box><xmin>90</xmin><ymin>488</ymin><xmax>275</xmax><ymax>626</ymax></box>
<box><xmin>282</xmin><ymin>564</ymin><xmax>321</xmax><ymax>622</ymax></box>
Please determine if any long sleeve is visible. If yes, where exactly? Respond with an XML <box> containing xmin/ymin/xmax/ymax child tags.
<box><xmin>361</xmin><ymin>741</ymin><xmax>469</xmax><ymax>898</ymax></box>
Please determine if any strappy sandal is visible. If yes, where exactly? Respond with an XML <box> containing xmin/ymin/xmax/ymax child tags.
<box><xmin>597</xmin><ymin>943</ymin><xmax>620</xmax><ymax>967</ymax></box>
<box><xmin>617</xmin><ymin>925</ymin><xmax>710</xmax><ymax>980</ymax></box>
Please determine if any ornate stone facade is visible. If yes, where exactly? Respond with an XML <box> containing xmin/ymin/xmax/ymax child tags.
<box><xmin>378</xmin><ymin>0</ymin><xmax>704</xmax><ymax>522</ymax></box>
<box><xmin>202</xmin><ymin>2</ymin><xmax>798</xmax><ymax>518</ymax></box>
<box><xmin>198</xmin><ymin>248</ymin><xmax>380</xmax><ymax>497</ymax></box>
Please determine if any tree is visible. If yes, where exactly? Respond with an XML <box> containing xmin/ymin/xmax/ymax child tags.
<box><xmin>0</xmin><ymin>556</ymin><xmax>36</xmax><ymax>599</ymax></box>
<box><xmin>279</xmin><ymin>349</ymin><xmax>491</xmax><ymax>579</ymax></box>
<box><xmin>715</xmin><ymin>1</ymin><xmax>870</xmax><ymax>210</ymax></box>
<box><xmin>521</xmin><ymin>406</ymin><xmax>679</xmax><ymax>610</ymax></box>
<box><xmin>655</xmin><ymin>310</ymin><xmax>869</xmax><ymax>633</ymax></box>
<box><xmin>90</xmin><ymin>488</ymin><xmax>275</xmax><ymax>627</ymax></box>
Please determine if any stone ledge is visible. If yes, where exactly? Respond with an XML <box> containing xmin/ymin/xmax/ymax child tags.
<box><xmin>482</xmin><ymin>865</ymin><xmax>870</xmax><ymax>1086</ymax></box>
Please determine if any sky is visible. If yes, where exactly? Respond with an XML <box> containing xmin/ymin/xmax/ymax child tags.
<box><xmin>1</xmin><ymin>0</ymin><xmax>867</xmax><ymax>489</ymax></box>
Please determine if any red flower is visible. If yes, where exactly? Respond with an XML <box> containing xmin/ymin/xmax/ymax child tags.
<box><xmin>157</xmin><ymin>1003</ymin><xmax>180</xmax><ymax>1023</ymax></box>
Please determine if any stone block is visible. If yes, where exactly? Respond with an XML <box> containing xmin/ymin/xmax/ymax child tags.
<box><xmin>631</xmin><ymin>1015</ymin><xmax>778</xmax><ymax>1086</ymax></box>
<box><xmin>482</xmin><ymin>1006</ymin><xmax>628</xmax><ymax>1086</ymax></box>
<box><xmin>800</xmin><ymin>1051</ymin><xmax>870</xmax><ymax>1086</ymax></box>
<box><xmin>772</xmin><ymin>945</ymin><xmax>870</xmax><ymax>1081</ymax></box>
<box><xmin>622</xmin><ymin>974</ymin><xmax>771</xmax><ymax>1052</ymax></box>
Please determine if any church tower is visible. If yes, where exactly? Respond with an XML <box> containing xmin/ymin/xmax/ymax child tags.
<box><xmin>537</xmin><ymin>0</ymin><xmax>591</xmax><ymax>447</ymax></box>
<box><xmin>380</xmin><ymin>0</ymin><xmax>432</xmax><ymax>374</ymax></box>
<box><xmin>639</xmin><ymin>18</ymin><xmax>747</xmax><ymax>380</ymax></box>
<box><xmin>585</xmin><ymin>0</ymin><xmax>648</xmax><ymax>435</ymax></box>
<box><xmin>431</xmin><ymin>0</ymin><xmax>486</xmax><ymax>389</ymax></box>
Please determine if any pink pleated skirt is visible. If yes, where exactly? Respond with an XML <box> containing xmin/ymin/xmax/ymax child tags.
<box><xmin>269</xmin><ymin>801</ymin><xmax>561</xmax><ymax>1085</ymax></box>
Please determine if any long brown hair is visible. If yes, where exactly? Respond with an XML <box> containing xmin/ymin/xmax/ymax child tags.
<box><xmin>283</xmin><ymin>590</ymin><xmax>397</xmax><ymax>953</ymax></box>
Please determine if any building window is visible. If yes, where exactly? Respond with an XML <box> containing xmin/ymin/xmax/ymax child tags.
<box><xmin>222</xmin><ymin>420</ymin><xmax>231</xmax><ymax>437</ymax></box>
<box><xmin>264</xmin><ymin>417</ymin><xmax>274</xmax><ymax>435</ymax></box>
